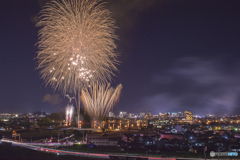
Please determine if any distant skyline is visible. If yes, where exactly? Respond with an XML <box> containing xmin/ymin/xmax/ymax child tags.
<box><xmin>1</xmin><ymin>0</ymin><xmax>240</xmax><ymax>115</ymax></box>
<box><xmin>0</xmin><ymin>110</ymin><xmax>238</xmax><ymax>117</ymax></box>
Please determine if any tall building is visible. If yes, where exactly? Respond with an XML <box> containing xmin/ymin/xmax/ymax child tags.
<box><xmin>109</xmin><ymin>112</ymin><xmax>114</xmax><ymax>118</ymax></box>
<box><xmin>158</xmin><ymin>113</ymin><xmax>164</xmax><ymax>118</ymax></box>
<box><xmin>140</xmin><ymin>112</ymin><xmax>145</xmax><ymax>118</ymax></box>
<box><xmin>145</xmin><ymin>111</ymin><xmax>152</xmax><ymax>119</ymax></box>
<box><xmin>119</xmin><ymin>111</ymin><xmax>127</xmax><ymax>118</ymax></box>
<box><xmin>119</xmin><ymin>112</ymin><xmax>123</xmax><ymax>118</ymax></box>
<box><xmin>184</xmin><ymin>110</ymin><xmax>192</xmax><ymax>121</ymax></box>
<box><xmin>129</xmin><ymin>113</ymin><xmax>134</xmax><ymax>118</ymax></box>
<box><xmin>178</xmin><ymin>112</ymin><xmax>183</xmax><ymax>117</ymax></box>
<box><xmin>158</xmin><ymin>113</ymin><xmax>169</xmax><ymax>120</ymax></box>
<box><xmin>237</xmin><ymin>115</ymin><xmax>240</xmax><ymax>120</ymax></box>
<box><xmin>148</xmin><ymin>111</ymin><xmax>151</xmax><ymax>116</ymax></box>
<box><xmin>171</xmin><ymin>112</ymin><xmax>178</xmax><ymax>117</ymax></box>
<box><xmin>166</xmin><ymin>112</ymin><xmax>170</xmax><ymax>120</ymax></box>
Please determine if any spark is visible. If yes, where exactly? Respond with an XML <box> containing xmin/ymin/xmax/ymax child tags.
<box><xmin>72</xmin><ymin>62</ymin><xmax>77</xmax><ymax>65</ymax></box>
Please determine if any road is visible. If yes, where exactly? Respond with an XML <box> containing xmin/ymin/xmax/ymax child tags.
<box><xmin>1</xmin><ymin>139</ymin><xmax>216</xmax><ymax>160</ymax></box>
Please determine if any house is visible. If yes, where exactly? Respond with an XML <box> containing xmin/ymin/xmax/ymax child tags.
<box><xmin>86</xmin><ymin>133</ymin><xmax>121</xmax><ymax>146</ymax></box>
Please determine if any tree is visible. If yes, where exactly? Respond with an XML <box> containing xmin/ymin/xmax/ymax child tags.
<box><xmin>20</xmin><ymin>122</ymin><xmax>32</xmax><ymax>128</ymax></box>
<box><xmin>49</xmin><ymin>112</ymin><xmax>65</xmax><ymax>122</ymax></box>
<box><xmin>38</xmin><ymin>117</ymin><xmax>52</xmax><ymax>127</ymax></box>
<box><xmin>101</xmin><ymin>128</ymin><xmax>105</xmax><ymax>132</ymax></box>
<box><xmin>0</xmin><ymin>122</ymin><xmax>6</xmax><ymax>128</ymax></box>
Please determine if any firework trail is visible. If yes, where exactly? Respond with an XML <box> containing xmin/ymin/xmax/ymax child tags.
<box><xmin>81</xmin><ymin>83</ymin><xmax>122</xmax><ymax>126</ymax></box>
<box><xmin>36</xmin><ymin>0</ymin><xmax>119</xmax><ymax>127</ymax></box>
<box><xmin>65</xmin><ymin>104</ymin><xmax>74</xmax><ymax>126</ymax></box>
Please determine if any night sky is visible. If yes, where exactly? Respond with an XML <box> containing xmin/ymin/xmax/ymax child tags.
<box><xmin>1</xmin><ymin>0</ymin><xmax>240</xmax><ymax>116</ymax></box>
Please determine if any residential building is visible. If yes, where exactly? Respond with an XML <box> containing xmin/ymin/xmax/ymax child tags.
<box><xmin>86</xmin><ymin>133</ymin><xmax>121</xmax><ymax>146</ymax></box>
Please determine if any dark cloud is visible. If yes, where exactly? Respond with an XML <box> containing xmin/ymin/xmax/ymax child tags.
<box><xmin>30</xmin><ymin>0</ymin><xmax>50</xmax><ymax>24</ymax></box>
<box><xmin>34</xmin><ymin>0</ymin><xmax>160</xmax><ymax>30</ymax></box>
<box><xmin>42</xmin><ymin>93</ymin><xmax>62</xmax><ymax>105</ymax></box>
<box><xmin>42</xmin><ymin>93</ymin><xmax>67</xmax><ymax>111</ymax></box>
<box><xmin>106</xmin><ymin>0</ymin><xmax>160</xmax><ymax>31</ymax></box>
<box><xmin>136</xmin><ymin>57</ymin><xmax>240</xmax><ymax>116</ymax></box>
<box><xmin>30</xmin><ymin>15</ymin><xmax>39</xmax><ymax>24</ymax></box>
<box><xmin>104</xmin><ymin>0</ymin><xmax>162</xmax><ymax>62</ymax></box>
<box><xmin>37</xmin><ymin>0</ymin><xmax>50</xmax><ymax>8</ymax></box>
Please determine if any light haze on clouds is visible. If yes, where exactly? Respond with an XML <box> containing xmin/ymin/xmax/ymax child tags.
<box><xmin>137</xmin><ymin>57</ymin><xmax>240</xmax><ymax>116</ymax></box>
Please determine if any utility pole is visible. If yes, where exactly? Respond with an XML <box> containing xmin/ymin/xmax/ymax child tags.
<box><xmin>66</xmin><ymin>139</ymin><xmax>68</xmax><ymax>151</ymax></box>
<box><xmin>58</xmin><ymin>132</ymin><xmax>60</xmax><ymax>143</ymax></box>
<box><xmin>83</xmin><ymin>132</ymin><xmax>84</xmax><ymax>143</ymax></box>
<box><xmin>126</xmin><ymin>134</ymin><xmax>128</xmax><ymax>157</ymax></box>
<box><xmin>204</xmin><ymin>146</ymin><xmax>207</xmax><ymax>160</ymax></box>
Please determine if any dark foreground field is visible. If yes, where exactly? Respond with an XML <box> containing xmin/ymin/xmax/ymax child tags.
<box><xmin>0</xmin><ymin>144</ymin><xmax>108</xmax><ymax>160</ymax></box>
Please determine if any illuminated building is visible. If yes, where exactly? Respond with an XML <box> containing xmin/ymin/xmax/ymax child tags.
<box><xmin>109</xmin><ymin>112</ymin><xmax>114</xmax><ymax>118</ymax></box>
<box><xmin>148</xmin><ymin>111</ymin><xmax>151</xmax><ymax>116</ymax></box>
<box><xmin>145</xmin><ymin>111</ymin><xmax>152</xmax><ymax>119</ymax></box>
<box><xmin>178</xmin><ymin>112</ymin><xmax>183</xmax><ymax>117</ymax></box>
<box><xmin>158</xmin><ymin>113</ymin><xmax>169</xmax><ymax>120</ymax></box>
<box><xmin>86</xmin><ymin>134</ymin><xmax>121</xmax><ymax>146</ymax></box>
<box><xmin>129</xmin><ymin>113</ymin><xmax>134</xmax><ymax>118</ymax></box>
<box><xmin>119</xmin><ymin>111</ymin><xmax>127</xmax><ymax>118</ymax></box>
<box><xmin>171</xmin><ymin>112</ymin><xmax>178</xmax><ymax>117</ymax></box>
<box><xmin>158</xmin><ymin>113</ymin><xmax>164</xmax><ymax>118</ymax></box>
<box><xmin>139</xmin><ymin>112</ymin><xmax>145</xmax><ymax>118</ymax></box>
<box><xmin>184</xmin><ymin>110</ymin><xmax>192</xmax><ymax>121</ymax></box>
